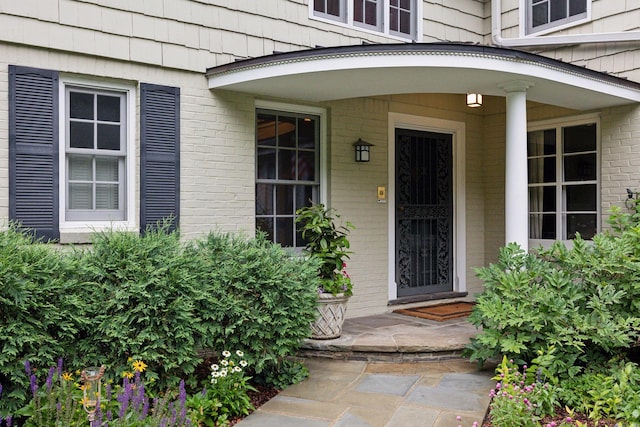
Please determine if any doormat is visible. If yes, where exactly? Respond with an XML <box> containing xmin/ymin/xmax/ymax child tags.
<box><xmin>394</xmin><ymin>302</ymin><xmax>475</xmax><ymax>322</ymax></box>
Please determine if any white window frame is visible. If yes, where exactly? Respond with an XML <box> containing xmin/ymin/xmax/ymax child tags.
<box><xmin>527</xmin><ymin>113</ymin><xmax>600</xmax><ymax>249</ymax></box>
<box><xmin>58</xmin><ymin>77</ymin><xmax>137</xmax><ymax>235</ymax></box>
<box><xmin>309</xmin><ymin>0</ymin><xmax>422</xmax><ymax>42</ymax></box>
<box><xmin>254</xmin><ymin>100</ymin><xmax>327</xmax><ymax>248</ymax></box>
<box><xmin>524</xmin><ymin>0</ymin><xmax>591</xmax><ymax>36</ymax></box>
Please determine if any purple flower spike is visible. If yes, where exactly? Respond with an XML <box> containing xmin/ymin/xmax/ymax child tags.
<box><xmin>24</xmin><ymin>360</ymin><xmax>31</xmax><ymax>376</ymax></box>
<box><xmin>57</xmin><ymin>358</ymin><xmax>64</xmax><ymax>377</ymax></box>
<box><xmin>29</xmin><ymin>374</ymin><xmax>38</xmax><ymax>397</ymax></box>
<box><xmin>6</xmin><ymin>415</ymin><xmax>12</xmax><ymax>427</ymax></box>
<box><xmin>0</xmin><ymin>383</ymin><xmax>3</xmax><ymax>397</ymax></box>
<box><xmin>46</xmin><ymin>366</ymin><xmax>55</xmax><ymax>392</ymax></box>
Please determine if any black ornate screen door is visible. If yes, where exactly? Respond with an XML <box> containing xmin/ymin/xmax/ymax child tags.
<box><xmin>395</xmin><ymin>129</ymin><xmax>453</xmax><ymax>297</ymax></box>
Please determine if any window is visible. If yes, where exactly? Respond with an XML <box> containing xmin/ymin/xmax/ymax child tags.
<box><xmin>527</xmin><ymin>0</ymin><xmax>589</xmax><ymax>34</ymax></box>
<box><xmin>311</xmin><ymin>0</ymin><xmax>417</xmax><ymax>40</ymax></box>
<box><xmin>9</xmin><ymin>66</ymin><xmax>180</xmax><ymax>241</ymax></box>
<box><xmin>64</xmin><ymin>88</ymin><xmax>127</xmax><ymax>221</ymax></box>
<box><xmin>255</xmin><ymin>109</ymin><xmax>320</xmax><ymax>247</ymax></box>
<box><xmin>527</xmin><ymin>120</ymin><xmax>598</xmax><ymax>241</ymax></box>
<box><xmin>314</xmin><ymin>0</ymin><xmax>345</xmax><ymax>21</ymax></box>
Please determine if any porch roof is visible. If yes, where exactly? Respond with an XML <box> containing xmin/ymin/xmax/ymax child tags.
<box><xmin>205</xmin><ymin>43</ymin><xmax>640</xmax><ymax>110</ymax></box>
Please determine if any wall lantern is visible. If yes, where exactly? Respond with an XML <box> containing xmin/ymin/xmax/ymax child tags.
<box><xmin>81</xmin><ymin>366</ymin><xmax>105</xmax><ymax>423</ymax></box>
<box><xmin>466</xmin><ymin>93</ymin><xmax>483</xmax><ymax>107</ymax></box>
<box><xmin>353</xmin><ymin>138</ymin><xmax>374</xmax><ymax>162</ymax></box>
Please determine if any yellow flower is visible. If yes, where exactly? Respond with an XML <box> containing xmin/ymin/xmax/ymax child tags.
<box><xmin>62</xmin><ymin>372</ymin><xmax>73</xmax><ymax>381</ymax></box>
<box><xmin>131</xmin><ymin>360</ymin><xmax>147</xmax><ymax>373</ymax></box>
<box><xmin>122</xmin><ymin>371</ymin><xmax>134</xmax><ymax>379</ymax></box>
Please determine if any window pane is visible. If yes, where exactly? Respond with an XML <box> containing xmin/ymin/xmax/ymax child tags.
<box><xmin>327</xmin><ymin>0</ymin><xmax>341</xmax><ymax>16</ymax></box>
<box><xmin>96</xmin><ymin>184</ymin><xmax>119</xmax><ymax>209</ymax></box>
<box><xmin>257</xmin><ymin>114</ymin><xmax>276</xmax><ymax>146</ymax></box>
<box><xmin>278</xmin><ymin>149</ymin><xmax>296</xmax><ymax>180</ymax></box>
<box><xmin>354</xmin><ymin>0</ymin><xmax>363</xmax><ymax>22</ymax></box>
<box><xmin>276</xmin><ymin>218</ymin><xmax>294</xmax><ymax>247</ymax></box>
<box><xmin>298</xmin><ymin>151</ymin><xmax>315</xmax><ymax>181</ymax></box>
<box><xmin>528</xmin><ymin>157</ymin><xmax>555</xmax><ymax>183</ymax></box>
<box><xmin>566</xmin><ymin>184</ymin><xmax>596</xmax><ymax>211</ymax></box>
<box><xmin>97</xmin><ymin>95</ymin><xmax>120</xmax><ymax>122</ymax></box>
<box><xmin>70</xmin><ymin>92</ymin><xmax>93</xmax><ymax>120</ymax></box>
<box><xmin>400</xmin><ymin>0</ymin><xmax>410</xmax><ymax>9</ymax></box>
<box><xmin>399</xmin><ymin>9</ymin><xmax>411</xmax><ymax>34</ymax></box>
<box><xmin>299</xmin><ymin>117</ymin><xmax>316</xmax><ymax>149</ymax></box>
<box><xmin>529</xmin><ymin>186</ymin><xmax>556</xmax><ymax>212</ymax></box>
<box><xmin>295</xmin><ymin>185</ymin><xmax>315</xmax><ymax>211</ymax></box>
<box><xmin>314</xmin><ymin>0</ymin><xmax>323</xmax><ymax>12</ymax></box>
<box><xmin>550</xmin><ymin>0</ymin><xmax>567</xmax><ymax>22</ymax></box>
<box><xmin>564</xmin><ymin>153</ymin><xmax>596</xmax><ymax>181</ymax></box>
<box><xmin>97</xmin><ymin>123</ymin><xmax>121</xmax><ymax>150</ymax></box>
<box><xmin>96</xmin><ymin>157</ymin><xmax>119</xmax><ymax>182</ymax></box>
<box><xmin>532</xmin><ymin>2</ymin><xmax>548</xmax><ymax>27</ymax></box>
<box><xmin>278</xmin><ymin>116</ymin><xmax>297</xmax><ymax>148</ymax></box>
<box><xmin>566</xmin><ymin>214</ymin><xmax>596</xmax><ymax>239</ymax></box>
<box><xmin>530</xmin><ymin>213</ymin><xmax>556</xmax><ymax>239</ymax></box>
<box><xmin>256</xmin><ymin>184</ymin><xmax>274</xmax><ymax>215</ymax></box>
<box><xmin>69</xmin><ymin>155</ymin><xmax>93</xmax><ymax>181</ymax></box>
<box><xmin>256</xmin><ymin>217</ymin><xmax>274</xmax><ymax>241</ymax></box>
<box><xmin>564</xmin><ymin>124</ymin><xmax>596</xmax><ymax>153</ymax></box>
<box><xmin>69</xmin><ymin>183</ymin><xmax>93</xmax><ymax>209</ymax></box>
<box><xmin>276</xmin><ymin>185</ymin><xmax>294</xmax><ymax>215</ymax></box>
<box><xmin>257</xmin><ymin>148</ymin><xmax>276</xmax><ymax>179</ymax></box>
<box><xmin>527</xmin><ymin>129</ymin><xmax>556</xmax><ymax>156</ymax></box>
<box><xmin>569</xmin><ymin>0</ymin><xmax>586</xmax><ymax>16</ymax></box>
<box><xmin>70</xmin><ymin>122</ymin><xmax>94</xmax><ymax>149</ymax></box>
<box><xmin>365</xmin><ymin>0</ymin><xmax>377</xmax><ymax>25</ymax></box>
<box><xmin>390</xmin><ymin>7</ymin><xmax>398</xmax><ymax>31</ymax></box>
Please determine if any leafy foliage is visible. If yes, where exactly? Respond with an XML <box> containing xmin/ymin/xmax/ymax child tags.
<box><xmin>188</xmin><ymin>233</ymin><xmax>321</xmax><ymax>380</ymax></box>
<box><xmin>76</xmin><ymin>226</ymin><xmax>210</xmax><ymax>391</ymax></box>
<box><xmin>0</xmin><ymin>226</ymin><xmax>87</xmax><ymax>414</ymax></box>
<box><xmin>0</xmin><ymin>225</ymin><xmax>320</xmax><ymax>414</ymax></box>
<box><xmin>465</xmin><ymin>239</ymin><xmax>640</xmax><ymax>379</ymax></box>
<box><xmin>296</xmin><ymin>204</ymin><xmax>354</xmax><ymax>296</ymax></box>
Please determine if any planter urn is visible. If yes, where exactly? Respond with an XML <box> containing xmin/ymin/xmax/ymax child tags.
<box><xmin>311</xmin><ymin>292</ymin><xmax>349</xmax><ymax>339</ymax></box>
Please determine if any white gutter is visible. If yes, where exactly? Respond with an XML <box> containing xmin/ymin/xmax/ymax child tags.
<box><xmin>491</xmin><ymin>0</ymin><xmax>640</xmax><ymax>48</ymax></box>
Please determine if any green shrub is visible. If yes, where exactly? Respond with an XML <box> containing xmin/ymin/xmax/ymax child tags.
<box><xmin>188</xmin><ymin>232</ymin><xmax>321</xmax><ymax>383</ymax></box>
<box><xmin>466</xmin><ymin>237</ymin><xmax>640</xmax><ymax>378</ymax></box>
<box><xmin>0</xmin><ymin>226</ymin><xmax>86</xmax><ymax>415</ymax></box>
<box><xmin>75</xmin><ymin>226</ymin><xmax>210</xmax><ymax>390</ymax></box>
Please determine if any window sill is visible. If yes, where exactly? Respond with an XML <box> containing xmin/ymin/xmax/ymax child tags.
<box><xmin>59</xmin><ymin>222</ymin><xmax>138</xmax><ymax>244</ymax></box>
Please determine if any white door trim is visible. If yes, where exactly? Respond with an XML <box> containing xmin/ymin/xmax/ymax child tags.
<box><xmin>387</xmin><ymin>112</ymin><xmax>466</xmax><ymax>301</ymax></box>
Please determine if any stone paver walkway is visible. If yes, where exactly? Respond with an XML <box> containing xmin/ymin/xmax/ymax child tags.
<box><xmin>238</xmin><ymin>312</ymin><xmax>495</xmax><ymax>427</ymax></box>
<box><xmin>238</xmin><ymin>358</ymin><xmax>493</xmax><ymax>427</ymax></box>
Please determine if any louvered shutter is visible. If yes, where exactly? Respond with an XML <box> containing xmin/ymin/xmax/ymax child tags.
<box><xmin>140</xmin><ymin>83</ymin><xmax>180</xmax><ymax>233</ymax></box>
<box><xmin>9</xmin><ymin>65</ymin><xmax>59</xmax><ymax>241</ymax></box>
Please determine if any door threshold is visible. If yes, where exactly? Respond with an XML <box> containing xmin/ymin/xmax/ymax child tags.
<box><xmin>388</xmin><ymin>291</ymin><xmax>468</xmax><ymax>306</ymax></box>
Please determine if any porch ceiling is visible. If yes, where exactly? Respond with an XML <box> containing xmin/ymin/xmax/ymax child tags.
<box><xmin>206</xmin><ymin>43</ymin><xmax>640</xmax><ymax>110</ymax></box>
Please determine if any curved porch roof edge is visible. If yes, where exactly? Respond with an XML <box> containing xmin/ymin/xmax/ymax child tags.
<box><xmin>206</xmin><ymin>43</ymin><xmax>640</xmax><ymax>110</ymax></box>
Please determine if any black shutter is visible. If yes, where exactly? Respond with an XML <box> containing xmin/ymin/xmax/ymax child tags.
<box><xmin>140</xmin><ymin>83</ymin><xmax>180</xmax><ymax>233</ymax></box>
<box><xmin>9</xmin><ymin>65</ymin><xmax>59</xmax><ymax>241</ymax></box>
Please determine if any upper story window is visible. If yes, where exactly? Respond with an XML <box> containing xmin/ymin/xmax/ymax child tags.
<box><xmin>311</xmin><ymin>0</ymin><xmax>418</xmax><ymax>40</ymax></box>
<box><xmin>527</xmin><ymin>0</ymin><xmax>589</xmax><ymax>34</ymax></box>
<box><xmin>528</xmin><ymin>119</ymin><xmax>598</xmax><ymax>242</ymax></box>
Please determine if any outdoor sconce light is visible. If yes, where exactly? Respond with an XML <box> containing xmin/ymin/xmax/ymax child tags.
<box><xmin>81</xmin><ymin>366</ymin><xmax>105</xmax><ymax>423</ymax></box>
<box><xmin>353</xmin><ymin>138</ymin><xmax>374</xmax><ymax>162</ymax></box>
<box><xmin>466</xmin><ymin>93</ymin><xmax>483</xmax><ymax>107</ymax></box>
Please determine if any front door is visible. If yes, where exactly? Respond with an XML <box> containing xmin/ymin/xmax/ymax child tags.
<box><xmin>395</xmin><ymin>128</ymin><xmax>453</xmax><ymax>297</ymax></box>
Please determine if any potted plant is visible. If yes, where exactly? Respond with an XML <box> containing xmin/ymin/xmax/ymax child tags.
<box><xmin>296</xmin><ymin>203</ymin><xmax>354</xmax><ymax>339</ymax></box>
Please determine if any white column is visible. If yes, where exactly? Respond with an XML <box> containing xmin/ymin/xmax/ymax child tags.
<box><xmin>500</xmin><ymin>81</ymin><xmax>534</xmax><ymax>251</ymax></box>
